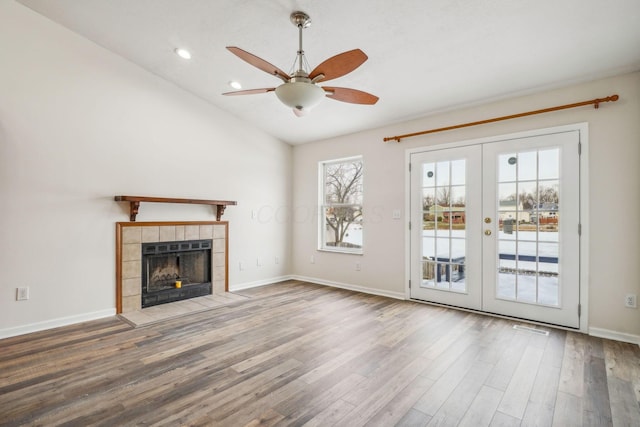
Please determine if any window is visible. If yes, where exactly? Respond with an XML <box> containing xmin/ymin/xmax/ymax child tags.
<box><xmin>319</xmin><ymin>156</ymin><xmax>363</xmax><ymax>253</ymax></box>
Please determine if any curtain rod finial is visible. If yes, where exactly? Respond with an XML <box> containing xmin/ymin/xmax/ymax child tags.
<box><xmin>383</xmin><ymin>136</ymin><xmax>402</xmax><ymax>143</ymax></box>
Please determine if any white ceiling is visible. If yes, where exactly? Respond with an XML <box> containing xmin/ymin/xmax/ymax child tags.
<box><xmin>17</xmin><ymin>0</ymin><xmax>640</xmax><ymax>145</ymax></box>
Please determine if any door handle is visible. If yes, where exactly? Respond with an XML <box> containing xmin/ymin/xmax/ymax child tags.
<box><xmin>484</xmin><ymin>230</ymin><xmax>492</xmax><ymax>236</ymax></box>
<box><xmin>484</xmin><ymin>217</ymin><xmax>492</xmax><ymax>224</ymax></box>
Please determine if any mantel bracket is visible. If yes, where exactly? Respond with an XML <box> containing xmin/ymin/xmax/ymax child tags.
<box><xmin>129</xmin><ymin>201</ymin><xmax>141</xmax><ymax>221</ymax></box>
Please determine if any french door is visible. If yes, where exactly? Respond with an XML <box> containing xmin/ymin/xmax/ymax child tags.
<box><xmin>410</xmin><ymin>129</ymin><xmax>581</xmax><ymax>328</ymax></box>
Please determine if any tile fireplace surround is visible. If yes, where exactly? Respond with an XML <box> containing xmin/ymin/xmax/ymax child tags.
<box><xmin>116</xmin><ymin>221</ymin><xmax>228</xmax><ymax>314</ymax></box>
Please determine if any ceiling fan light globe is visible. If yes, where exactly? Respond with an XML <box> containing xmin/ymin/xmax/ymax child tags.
<box><xmin>275</xmin><ymin>82</ymin><xmax>325</xmax><ymax>111</ymax></box>
<box><xmin>293</xmin><ymin>107</ymin><xmax>308</xmax><ymax>117</ymax></box>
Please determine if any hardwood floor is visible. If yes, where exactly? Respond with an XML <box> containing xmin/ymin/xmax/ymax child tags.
<box><xmin>1</xmin><ymin>280</ymin><xmax>639</xmax><ymax>426</ymax></box>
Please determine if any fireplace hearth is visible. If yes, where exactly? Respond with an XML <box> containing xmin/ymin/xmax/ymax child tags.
<box><xmin>141</xmin><ymin>239</ymin><xmax>212</xmax><ymax>308</ymax></box>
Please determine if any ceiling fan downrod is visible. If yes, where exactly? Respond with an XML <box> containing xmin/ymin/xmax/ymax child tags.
<box><xmin>291</xmin><ymin>11</ymin><xmax>311</xmax><ymax>76</ymax></box>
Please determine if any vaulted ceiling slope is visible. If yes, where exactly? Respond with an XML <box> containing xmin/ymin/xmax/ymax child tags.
<box><xmin>17</xmin><ymin>0</ymin><xmax>640</xmax><ymax>144</ymax></box>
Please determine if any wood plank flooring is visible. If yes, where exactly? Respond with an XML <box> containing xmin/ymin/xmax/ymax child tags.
<box><xmin>1</xmin><ymin>280</ymin><xmax>639</xmax><ymax>426</ymax></box>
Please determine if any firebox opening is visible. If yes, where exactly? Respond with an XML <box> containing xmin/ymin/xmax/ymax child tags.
<box><xmin>141</xmin><ymin>239</ymin><xmax>212</xmax><ymax>308</ymax></box>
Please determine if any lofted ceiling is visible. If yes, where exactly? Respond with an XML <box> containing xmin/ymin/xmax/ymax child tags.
<box><xmin>17</xmin><ymin>0</ymin><xmax>640</xmax><ymax>145</ymax></box>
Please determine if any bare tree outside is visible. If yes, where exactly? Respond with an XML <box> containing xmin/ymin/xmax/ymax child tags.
<box><xmin>323</xmin><ymin>160</ymin><xmax>363</xmax><ymax>249</ymax></box>
<box><xmin>538</xmin><ymin>184</ymin><xmax>559</xmax><ymax>204</ymax></box>
<box><xmin>437</xmin><ymin>186</ymin><xmax>451</xmax><ymax>207</ymax></box>
<box><xmin>516</xmin><ymin>183</ymin><xmax>559</xmax><ymax>210</ymax></box>
<box><xmin>423</xmin><ymin>193</ymin><xmax>435</xmax><ymax>211</ymax></box>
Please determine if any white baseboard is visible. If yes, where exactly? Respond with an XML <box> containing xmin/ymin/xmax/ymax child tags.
<box><xmin>4</xmin><ymin>286</ymin><xmax>635</xmax><ymax>349</ymax></box>
<box><xmin>230</xmin><ymin>275</ymin><xmax>294</xmax><ymax>292</ymax></box>
<box><xmin>0</xmin><ymin>308</ymin><xmax>116</xmax><ymax>340</ymax></box>
<box><xmin>589</xmin><ymin>327</ymin><xmax>640</xmax><ymax>346</ymax></box>
<box><xmin>290</xmin><ymin>275</ymin><xmax>406</xmax><ymax>300</ymax></box>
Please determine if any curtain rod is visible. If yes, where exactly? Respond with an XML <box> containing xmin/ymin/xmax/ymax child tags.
<box><xmin>383</xmin><ymin>94</ymin><xmax>619</xmax><ymax>143</ymax></box>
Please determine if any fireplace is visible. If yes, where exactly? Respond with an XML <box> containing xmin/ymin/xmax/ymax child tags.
<box><xmin>116</xmin><ymin>222</ymin><xmax>228</xmax><ymax>314</ymax></box>
<box><xmin>141</xmin><ymin>239</ymin><xmax>212</xmax><ymax>308</ymax></box>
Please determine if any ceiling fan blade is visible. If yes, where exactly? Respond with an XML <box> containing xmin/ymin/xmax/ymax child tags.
<box><xmin>323</xmin><ymin>87</ymin><xmax>379</xmax><ymax>105</ymax></box>
<box><xmin>222</xmin><ymin>88</ymin><xmax>275</xmax><ymax>96</ymax></box>
<box><xmin>309</xmin><ymin>49</ymin><xmax>368</xmax><ymax>82</ymax></box>
<box><xmin>226</xmin><ymin>47</ymin><xmax>290</xmax><ymax>82</ymax></box>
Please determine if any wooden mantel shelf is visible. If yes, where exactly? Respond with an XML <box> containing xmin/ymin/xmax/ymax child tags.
<box><xmin>114</xmin><ymin>196</ymin><xmax>237</xmax><ymax>222</ymax></box>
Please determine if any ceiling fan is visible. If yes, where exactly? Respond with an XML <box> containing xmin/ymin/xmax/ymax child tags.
<box><xmin>223</xmin><ymin>11</ymin><xmax>379</xmax><ymax>117</ymax></box>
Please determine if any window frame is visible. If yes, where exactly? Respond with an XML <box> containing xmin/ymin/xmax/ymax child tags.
<box><xmin>318</xmin><ymin>156</ymin><xmax>364</xmax><ymax>254</ymax></box>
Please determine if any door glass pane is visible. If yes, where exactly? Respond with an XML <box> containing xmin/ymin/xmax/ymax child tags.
<box><xmin>436</xmin><ymin>161</ymin><xmax>450</xmax><ymax>186</ymax></box>
<box><xmin>538</xmin><ymin>149</ymin><xmax>559</xmax><ymax>180</ymax></box>
<box><xmin>450</xmin><ymin>186</ymin><xmax>466</xmax><ymax>236</ymax></box>
<box><xmin>422</xmin><ymin>260</ymin><xmax>436</xmax><ymax>287</ymax></box>
<box><xmin>422</xmin><ymin>163</ymin><xmax>435</xmax><ymax>187</ymax></box>
<box><xmin>498</xmin><ymin>184</ymin><xmax>517</xmax><ymax>211</ymax></box>
<box><xmin>539</xmin><ymin>276</ymin><xmax>559</xmax><ymax>306</ymax></box>
<box><xmin>518</xmin><ymin>151</ymin><xmax>537</xmax><ymax>181</ymax></box>
<box><xmin>423</xmin><ymin>236</ymin><xmax>435</xmax><ymax>259</ymax></box>
<box><xmin>422</xmin><ymin>188</ymin><xmax>436</xmax><ymax>231</ymax></box>
<box><xmin>540</xmin><ymin>242</ymin><xmax>559</xmax><ymax>305</ymax></box>
<box><xmin>499</xmin><ymin>153</ymin><xmax>517</xmax><ymax>182</ymax></box>
<box><xmin>451</xmin><ymin>237</ymin><xmax>465</xmax><ymax>259</ymax></box>
<box><xmin>499</xmin><ymin>211</ymin><xmax>517</xmax><ymax>236</ymax></box>
<box><xmin>436</xmin><ymin>237</ymin><xmax>450</xmax><ymax>261</ymax></box>
<box><xmin>434</xmin><ymin>264</ymin><xmax>450</xmax><ymax>289</ymax></box>
<box><xmin>497</xmin><ymin>268</ymin><xmax>516</xmax><ymax>299</ymax></box>
<box><xmin>437</xmin><ymin>187</ymin><xmax>451</xmax><ymax>208</ymax></box>
<box><xmin>539</xmin><ymin>242</ymin><xmax>559</xmax><ymax>271</ymax></box>
<box><xmin>451</xmin><ymin>262</ymin><xmax>465</xmax><ymax>292</ymax></box>
<box><xmin>518</xmin><ymin>181</ymin><xmax>537</xmax><ymax>218</ymax></box>
<box><xmin>495</xmin><ymin>147</ymin><xmax>561</xmax><ymax>307</ymax></box>
<box><xmin>535</xmin><ymin>180</ymin><xmax>559</xmax><ymax>234</ymax></box>
<box><xmin>497</xmin><ymin>238</ymin><xmax>517</xmax><ymax>299</ymax></box>
<box><xmin>451</xmin><ymin>186</ymin><xmax>466</xmax><ymax>208</ymax></box>
<box><xmin>499</xmin><ymin>240</ymin><xmax>516</xmax><ymax>259</ymax></box>
<box><xmin>517</xmin><ymin>273</ymin><xmax>537</xmax><ymax>303</ymax></box>
<box><xmin>451</xmin><ymin>159</ymin><xmax>466</xmax><ymax>185</ymax></box>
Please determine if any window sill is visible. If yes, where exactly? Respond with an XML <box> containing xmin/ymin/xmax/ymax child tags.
<box><xmin>318</xmin><ymin>248</ymin><xmax>363</xmax><ymax>255</ymax></box>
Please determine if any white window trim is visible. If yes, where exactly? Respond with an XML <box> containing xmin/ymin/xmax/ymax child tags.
<box><xmin>318</xmin><ymin>155</ymin><xmax>364</xmax><ymax>254</ymax></box>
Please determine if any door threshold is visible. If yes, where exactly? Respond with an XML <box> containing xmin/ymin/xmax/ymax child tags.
<box><xmin>409</xmin><ymin>297</ymin><xmax>581</xmax><ymax>332</ymax></box>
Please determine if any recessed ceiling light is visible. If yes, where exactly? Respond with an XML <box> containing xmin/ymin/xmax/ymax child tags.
<box><xmin>174</xmin><ymin>48</ymin><xmax>192</xmax><ymax>60</ymax></box>
<box><xmin>229</xmin><ymin>81</ymin><xmax>242</xmax><ymax>90</ymax></box>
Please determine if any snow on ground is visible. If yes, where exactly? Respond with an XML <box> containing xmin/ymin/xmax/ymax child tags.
<box><xmin>422</xmin><ymin>229</ymin><xmax>560</xmax><ymax>306</ymax></box>
<box><xmin>341</xmin><ymin>226</ymin><xmax>562</xmax><ymax>306</ymax></box>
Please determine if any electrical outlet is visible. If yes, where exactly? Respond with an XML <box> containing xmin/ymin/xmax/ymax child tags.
<box><xmin>624</xmin><ymin>294</ymin><xmax>637</xmax><ymax>308</ymax></box>
<box><xmin>239</xmin><ymin>261</ymin><xmax>245</xmax><ymax>271</ymax></box>
<box><xmin>275</xmin><ymin>256</ymin><xmax>280</xmax><ymax>265</ymax></box>
<box><xmin>355</xmin><ymin>263</ymin><xmax>361</xmax><ymax>271</ymax></box>
<box><xmin>256</xmin><ymin>257</ymin><xmax>262</xmax><ymax>267</ymax></box>
<box><xmin>16</xmin><ymin>287</ymin><xmax>29</xmax><ymax>301</ymax></box>
<box><xmin>310</xmin><ymin>255</ymin><xmax>315</xmax><ymax>264</ymax></box>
